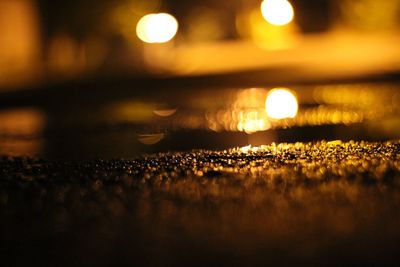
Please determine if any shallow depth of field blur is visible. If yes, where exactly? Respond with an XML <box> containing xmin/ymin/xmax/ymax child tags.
<box><xmin>0</xmin><ymin>0</ymin><xmax>400</xmax><ymax>158</ymax></box>
<box><xmin>2</xmin><ymin>2</ymin><xmax>400</xmax><ymax>266</ymax></box>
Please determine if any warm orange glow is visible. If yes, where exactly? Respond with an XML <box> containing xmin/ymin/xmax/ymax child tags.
<box><xmin>153</xmin><ymin>108</ymin><xmax>178</xmax><ymax>117</ymax></box>
<box><xmin>239</xmin><ymin>145</ymin><xmax>268</xmax><ymax>153</ymax></box>
<box><xmin>137</xmin><ymin>133</ymin><xmax>165</xmax><ymax>145</ymax></box>
<box><xmin>261</xmin><ymin>0</ymin><xmax>294</xmax><ymax>26</ymax></box>
<box><xmin>136</xmin><ymin>13</ymin><xmax>178</xmax><ymax>43</ymax></box>
<box><xmin>0</xmin><ymin>0</ymin><xmax>40</xmax><ymax>86</ymax></box>
<box><xmin>206</xmin><ymin>88</ymin><xmax>272</xmax><ymax>134</ymax></box>
<box><xmin>0</xmin><ymin>108</ymin><xmax>45</xmax><ymax>136</ymax></box>
<box><xmin>339</xmin><ymin>0</ymin><xmax>400</xmax><ymax>30</ymax></box>
<box><xmin>247</xmin><ymin>8</ymin><xmax>297</xmax><ymax>50</ymax></box>
<box><xmin>237</xmin><ymin>111</ymin><xmax>271</xmax><ymax>134</ymax></box>
<box><xmin>266</xmin><ymin>88</ymin><xmax>298</xmax><ymax>119</ymax></box>
<box><xmin>0</xmin><ymin>108</ymin><xmax>45</xmax><ymax>156</ymax></box>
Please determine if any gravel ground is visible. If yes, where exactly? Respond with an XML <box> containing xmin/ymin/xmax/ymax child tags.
<box><xmin>1</xmin><ymin>140</ymin><xmax>400</xmax><ymax>266</ymax></box>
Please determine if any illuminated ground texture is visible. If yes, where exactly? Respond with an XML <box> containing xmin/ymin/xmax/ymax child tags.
<box><xmin>1</xmin><ymin>141</ymin><xmax>400</xmax><ymax>266</ymax></box>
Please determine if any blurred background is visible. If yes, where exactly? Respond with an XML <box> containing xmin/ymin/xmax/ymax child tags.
<box><xmin>0</xmin><ymin>0</ymin><xmax>400</xmax><ymax>158</ymax></box>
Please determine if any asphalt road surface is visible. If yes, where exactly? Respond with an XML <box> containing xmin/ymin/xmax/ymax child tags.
<box><xmin>1</xmin><ymin>140</ymin><xmax>400</xmax><ymax>266</ymax></box>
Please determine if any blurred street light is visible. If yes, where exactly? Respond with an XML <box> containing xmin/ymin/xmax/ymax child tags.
<box><xmin>261</xmin><ymin>0</ymin><xmax>294</xmax><ymax>26</ymax></box>
<box><xmin>266</xmin><ymin>88</ymin><xmax>298</xmax><ymax>119</ymax></box>
<box><xmin>136</xmin><ymin>13</ymin><xmax>178</xmax><ymax>43</ymax></box>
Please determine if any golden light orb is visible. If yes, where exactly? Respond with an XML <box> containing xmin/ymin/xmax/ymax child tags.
<box><xmin>136</xmin><ymin>13</ymin><xmax>178</xmax><ymax>43</ymax></box>
<box><xmin>266</xmin><ymin>88</ymin><xmax>298</xmax><ymax>119</ymax></box>
<box><xmin>261</xmin><ymin>0</ymin><xmax>294</xmax><ymax>26</ymax></box>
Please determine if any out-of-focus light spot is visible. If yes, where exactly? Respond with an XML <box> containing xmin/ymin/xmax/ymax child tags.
<box><xmin>261</xmin><ymin>0</ymin><xmax>294</xmax><ymax>26</ymax></box>
<box><xmin>241</xmin><ymin>118</ymin><xmax>269</xmax><ymax>134</ymax></box>
<box><xmin>136</xmin><ymin>13</ymin><xmax>178</xmax><ymax>43</ymax></box>
<box><xmin>234</xmin><ymin>88</ymin><xmax>271</xmax><ymax>134</ymax></box>
<box><xmin>137</xmin><ymin>133</ymin><xmax>165</xmax><ymax>145</ymax></box>
<box><xmin>235</xmin><ymin>88</ymin><xmax>268</xmax><ymax>109</ymax></box>
<box><xmin>153</xmin><ymin>108</ymin><xmax>178</xmax><ymax>117</ymax></box>
<box><xmin>266</xmin><ymin>88</ymin><xmax>298</xmax><ymax>119</ymax></box>
<box><xmin>239</xmin><ymin>145</ymin><xmax>265</xmax><ymax>154</ymax></box>
<box><xmin>206</xmin><ymin>88</ymin><xmax>272</xmax><ymax>134</ymax></box>
<box><xmin>240</xmin><ymin>145</ymin><xmax>252</xmax><ymax>153</ymax></box>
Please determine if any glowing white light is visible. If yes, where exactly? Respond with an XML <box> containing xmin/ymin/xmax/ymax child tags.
<box><xmin>266</xmin><ymin>88</ymin><xmax>298</xmax><ymax>119</ymax></box>
<box><xmin>136</xmin><ymin>13</ymin><xmax>178</xmax><ymax>43</ymax></box>
<box><xmin>261</xmin><ymin>0</ymin><xmax>294</xmax><ymax>26</ymax></box>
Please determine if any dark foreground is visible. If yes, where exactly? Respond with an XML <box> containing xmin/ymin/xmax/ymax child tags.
<box><xmin>1</xmin><ymin>140</ymin><xmax>400</xmax><ymax>266</ymax></box>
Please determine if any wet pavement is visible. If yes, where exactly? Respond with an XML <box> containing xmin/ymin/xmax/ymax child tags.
<box><xmin>1</xmin><ymin>140</ymin><xmax>400</xmax><ymax>265</ymax></box>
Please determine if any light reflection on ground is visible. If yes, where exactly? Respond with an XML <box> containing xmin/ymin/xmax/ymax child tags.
<box><xmin>0</xmin><ymin>108</ymin><xmax>45</xmax><ymax>156</ymax></box>
<box><xmin>1</xmin><ymin>141</ymin><xmax>400</xmax><ymax>265</ymax></box>
<box><xmin>0</xmin><ymin>83</ymin><xmax>398</xmax><ymax>158</ymax></box>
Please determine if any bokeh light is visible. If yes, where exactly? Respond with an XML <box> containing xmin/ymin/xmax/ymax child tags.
<box><xmin>266</xmin><ymin>88</ymin><xmax>298</xmax><ymax>119</ymax></box>
<box><xmin>137</xmin><ymin>133</ymin><xmax>165</xmax><ymax>145</ymax></box>
<box><xmin>261</xmin><ymin>0</ymin><xmax>294</xmax><ymax>26</ymax></box>
<box><xmin>153</xmin><ymin>108</ymin><xmax>178</xmax><ymax>117</ymax></box>
<box><xmin>136</xmin><ymin>13</ymin><xmax>178</xmax><ymax>44</ymax></box>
